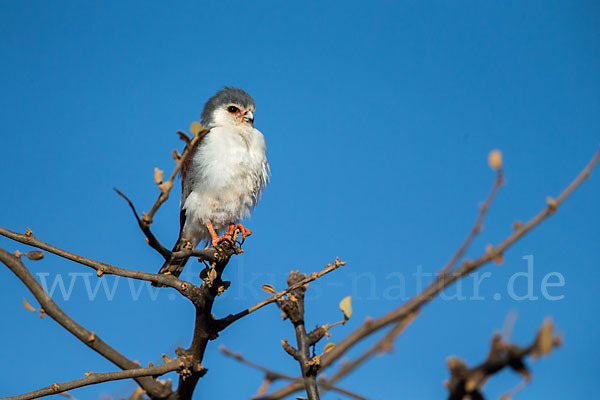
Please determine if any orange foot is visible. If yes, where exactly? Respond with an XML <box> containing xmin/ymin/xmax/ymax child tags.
<box><xmin>225</xmin><ymin>223</ymin><xmax>253</xmax><ymax>243</ymax></box>
<box><xmin>206</xmin><ymin>221</ymin><xmax>253</xmax><ymax>247</ymax></box>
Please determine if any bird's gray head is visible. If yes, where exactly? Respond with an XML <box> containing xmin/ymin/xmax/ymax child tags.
<box><xmin>201</xmin><ymin>87</ymin><xmax>256</xmax><ymax>128</ymax></box>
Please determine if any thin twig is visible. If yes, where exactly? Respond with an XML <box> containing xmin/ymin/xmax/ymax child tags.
<box><xmin>114</xmin><ymin>188</ymin><xmax>172</xmax><ymax>259</ymax></box>
<box><xmin>1</xmin><ymin>359</ymin><xmax>186</xmax><ymax>400</ymax></box>
<box><xmin>439</xmin><ymin>170</ymin><xmax>504</xmax><ymax>276</ymax></box>
<box><xmin>113</xmin><ymin>188</ymin><xmax>218</xmax><ymax>262</ymax></box>
<box><xmin>216</xmin><ymin>258</ymin><xmax>346</xmax><ymax>331</ymax></box>
<box><xmin>259</xmin><ymin>146</ymin><xmax>600</xmax><ymax>400</ymax></box>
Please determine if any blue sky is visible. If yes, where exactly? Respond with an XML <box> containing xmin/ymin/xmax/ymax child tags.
<box><xmin>0</xmin><ymin>1</ymin><xmax>598</xmax><ymax>399</ymax></box>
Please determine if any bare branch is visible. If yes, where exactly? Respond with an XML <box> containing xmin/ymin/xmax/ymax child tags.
<box><xmin>278</xmin><ymin>271</ymin><xmax>321</xmax><ymax>400</ymax></box>
<box><xmin>2</xmin><ymin>358</ymin><xmax>186</xmax><ymax>400</ymax></box>
<box><xmin>113</xmin><ymin>187</ymin><xmax>172</xmax><ymax>259</ymax></box>
<box><xmin>260</xmin><ymin>146</ymin><xmax>600</xmax><ymax>400</ymax></box>
<box><xmin>169</xmin><ymin>240</ymin><xmax>239</xmax><ymax>400</ymax></box>
<box><xmin>0</xmin><ymin>248</ymin><xmax>171</xmax><ymax>399</ymax></box>
<box><xmin>215</xmin><ymin>258</ymin><xmax>346</xmax><ymax>331</ymax></box>
<box><xmin>113</xmin><ymin>188</ymin><xmax>218</xmax><ymax>263</ymax></box>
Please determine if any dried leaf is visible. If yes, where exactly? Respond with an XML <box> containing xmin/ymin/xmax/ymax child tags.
<box><xmin>190</xmin><ymin>121</ymin><xmax>202</xmax><ymax>135</ymax></box>
<box><xmin>488</xmin><ymin>149</ymin><xmax>503</xmax><ymax>171</ymax></box>
<box><xmin>536</xmin><ymin>318</ymin><xmax>554</xmax><ymax>357</ymax></box>
<box><xmin>154</xmin><ymin>167</ymin><xmax>164</xmax><ymax>184</ymax></box>
<box><xmin>323</xmin><ymin>343</ymin><xmax>336</xmax><ymax>354</ymax></box>
<box><xmin>339</xmin><ymin>296</ymin><xmax>352</xmax><ymax>320</ymax></box>
<box><xmin>208</xmin><ymin>268</ymin><xmax>217</xmax><ymax>282</ymax></box>
<box><xmin>262</xmin><ymin>284</ymin><xmax>277</xmax><ymax>294</ymax></box>
<box><xmin>172</xmin><ymin>149</ymin><xmax>182</xmax><ymax>162</ymax></box>
<box><xmin>257</xmin><ymin>379</ymin><xmax>271</xmax><ymax>396</ymax></box>
<box><xmin>23</xmin><ymin>297</ymin><xmax>37</xmax><ymax>312</ymax></box>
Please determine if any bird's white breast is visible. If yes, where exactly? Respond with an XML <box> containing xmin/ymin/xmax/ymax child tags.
<box><xmin>181</xmin><ymin>125</ymin><xmax>269</xmax><ymax>245</ymax></box>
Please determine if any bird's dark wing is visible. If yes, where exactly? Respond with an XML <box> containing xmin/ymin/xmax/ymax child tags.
<box><xmin>153</xmin><ymin>129</ymin><xmax>211</xmax><ymax>285</ymax></box>
<box><xmin>180</xmin><ymin>129</ymin><xmax>210</xmax><ymax>211</ymax></box>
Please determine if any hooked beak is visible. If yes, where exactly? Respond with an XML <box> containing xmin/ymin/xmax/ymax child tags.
<box><xmin>243</xmin><ymin>111</ymin><xmax>254</xmax><ymax>123</ymax></box>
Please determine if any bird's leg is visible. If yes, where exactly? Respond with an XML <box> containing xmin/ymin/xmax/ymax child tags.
<box><xmin>206</xmin><ymin>220</ymin><xmax>226</xmax><ymax>247</ymax></box>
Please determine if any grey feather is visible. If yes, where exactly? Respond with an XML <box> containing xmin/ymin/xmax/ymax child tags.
<box><xmin>201</xmin><ymin>87</ymin><xmax>255</xmax><ymax>127</ymax></box>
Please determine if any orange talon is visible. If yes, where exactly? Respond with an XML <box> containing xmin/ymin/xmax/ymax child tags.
<box><xmin>233</xmin><ymin>224</ymin><xmax>252</xmax><ymax>240</ymax></box>
<box><xmin>206</xmin><ymin>221</ymin><xmax>253</xmax><ymax>247</ymax></box>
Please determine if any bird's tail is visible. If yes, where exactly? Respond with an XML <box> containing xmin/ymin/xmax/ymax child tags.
<box><xmin>152</xmin><ymin>240</ymin><xmax>190</xmax><ymax>287</ymax></box>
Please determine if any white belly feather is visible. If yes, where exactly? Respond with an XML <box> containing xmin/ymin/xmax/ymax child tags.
<box><xmin>181</xmin><ymin>125</ymin><xmax>269</xmax><ymax>246</ymax></box>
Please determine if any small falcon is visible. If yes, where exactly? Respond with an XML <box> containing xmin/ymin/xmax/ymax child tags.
<box><xmin>156</xmin><ymin>87</ymin><xmax>269</xmax><ymax>280</ymax></box>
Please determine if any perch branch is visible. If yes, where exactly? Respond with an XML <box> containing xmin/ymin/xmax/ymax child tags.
<box><xmin>168</xmin><ymin>240</ymin><xmax>240</xmax><ymax>400</ymax></box>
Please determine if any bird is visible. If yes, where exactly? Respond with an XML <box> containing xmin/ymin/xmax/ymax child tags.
<box><xmin>154</xmin><ymin>87</ymin><xmax>270</xmax><ymax>282</ymax></box>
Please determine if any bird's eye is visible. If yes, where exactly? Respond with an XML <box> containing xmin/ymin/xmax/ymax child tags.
<box><xmin>227</xmin><ymin>106</ymin><xmax>239</xmax><ymax>113</ymax></box>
